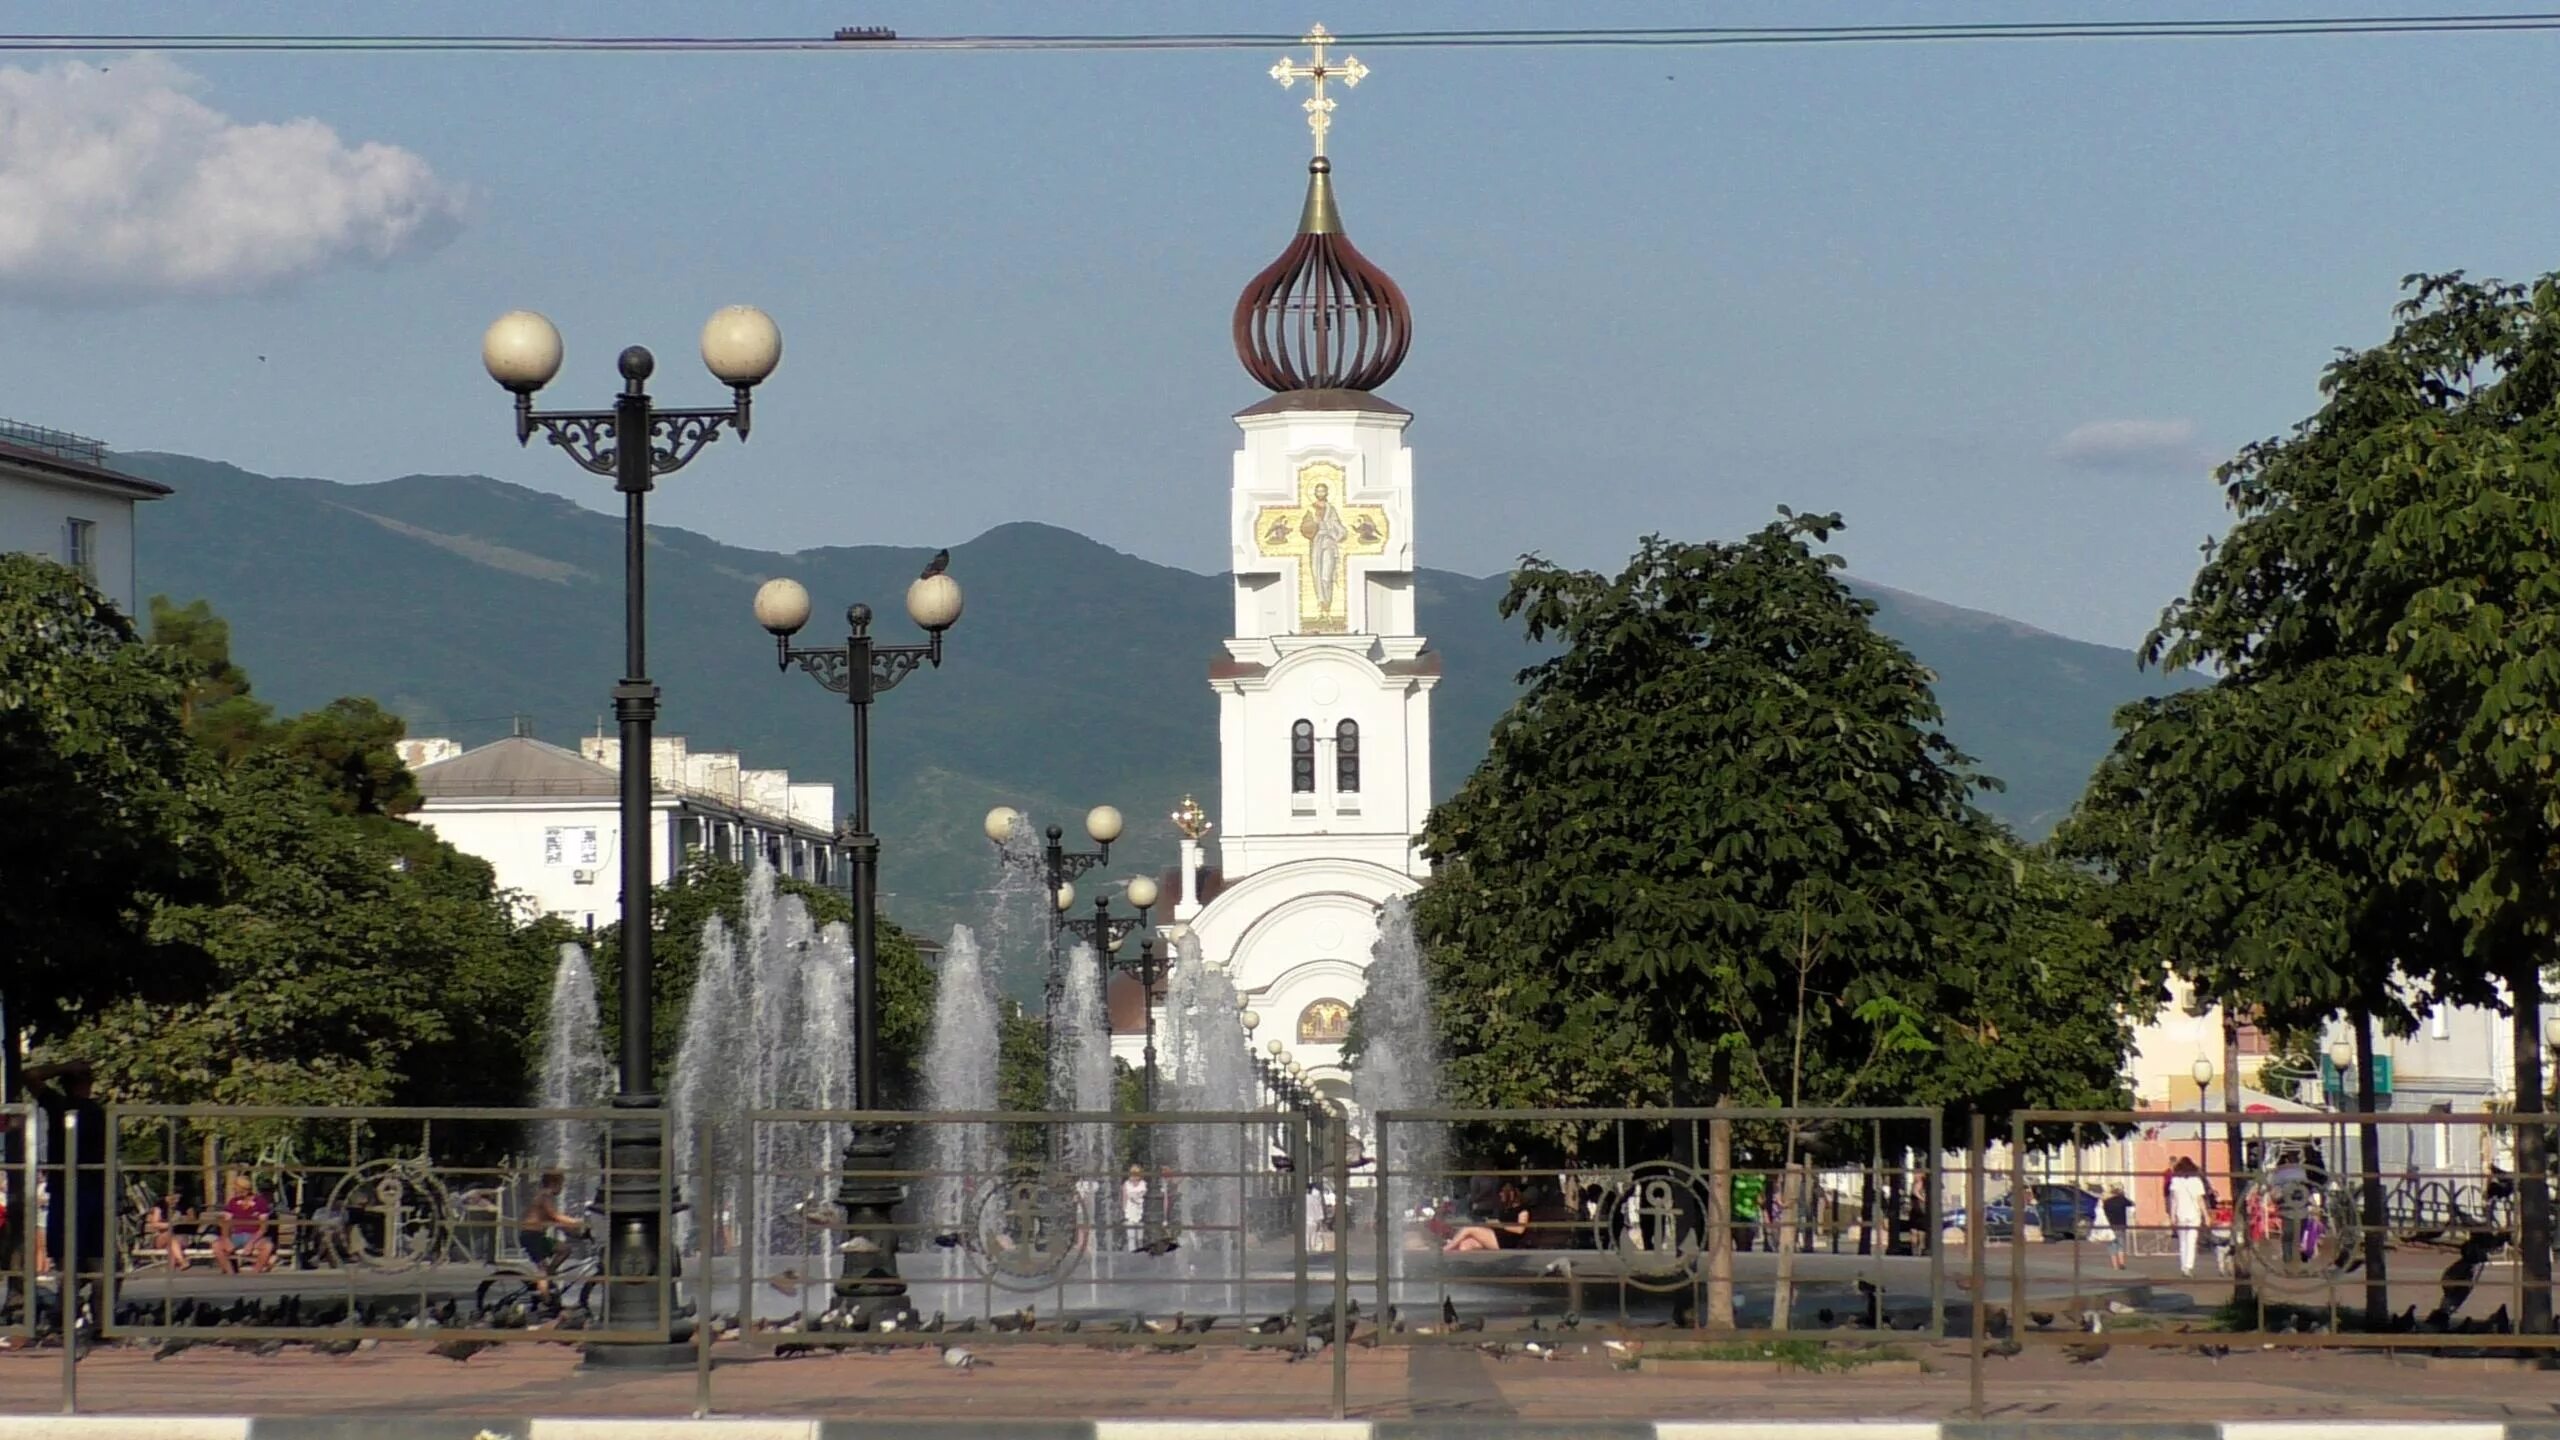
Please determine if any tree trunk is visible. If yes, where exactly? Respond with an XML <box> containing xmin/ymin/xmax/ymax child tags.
<box><xmin>2355</xmin><ymin>1010</ymin><xmax>2389</xmax><ymax>1328</ymax></box>
<box><xmin>2510</xmin><ymin>951</ymin><xmax>2553</xmax><ymax>1335</ymax></box>
<box><xmin>2224</xmin><ymin>1005</ymin><xmax>2255</xmax><ymax>1310</ymax></box>
<box><xmin>1770</xmin><ymin>1149</ymin><xmax>1804</xmax><ymax>1331</ymax></box>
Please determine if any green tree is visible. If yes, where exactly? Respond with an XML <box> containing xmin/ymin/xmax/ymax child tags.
<box><xmin>1413</xmin><ymin>518</ymin><xmax>2145</xmax><ymax>1322</ymax></box>
<box><xmin>2138</xmin><ymin>272</ymin><xmax>2560</xmax><ymax>1330</ymax></box>
<box><xmin>267</xmin><ymin>695</ymin><xmax>421</xmax><ymax>817</ymax></box>
<box><xmin>0</xmin><ymin>557</ymin><xmax>203</xmax><ymax>1063</ymax></box>
<box><xmin>63</xmin><ymin>751</ymin><xmax>559</xmax><ymax>1161</ymax></box>
<box><xmin>148</xmin><ymin>594</ymin><xmax>275</xmax><ymax>763</ymax></box>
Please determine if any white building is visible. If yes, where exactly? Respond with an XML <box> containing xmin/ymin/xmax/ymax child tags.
<box><xmin>406</xmin><ymin>731</ymin><xmax>839</xmax><ymax>930</ymax></box>
<box><xmin>1127</xmin><ymin>142</ymin><xmax>1438</xmax><ymax>1112</ymax></box>
<box><xmin>0</xmin><ymin>419</ymin><xmax>168</xmax><ymax>615</ymax></box>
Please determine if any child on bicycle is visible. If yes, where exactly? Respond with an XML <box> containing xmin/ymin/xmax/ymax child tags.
<box><xmin>519</xmin><ymin>1170</ymin><xmax>586</xmax><ymax>1303</ymax></box>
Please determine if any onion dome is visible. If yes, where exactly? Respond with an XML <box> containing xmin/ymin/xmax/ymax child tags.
<box><xmin>1232</xmin><ymin>156</ymin><xmax>1412</xmax><ymax>394</ymax></box>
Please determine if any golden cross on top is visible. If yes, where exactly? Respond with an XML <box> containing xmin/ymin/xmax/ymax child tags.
<box><xmin>1269</xmin><ymin>23</ymin><xmax>1367</xmax><ymax>157</ymax></box>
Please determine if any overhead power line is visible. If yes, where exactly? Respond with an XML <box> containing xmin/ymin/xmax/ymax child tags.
<box><xmin>6</xmin><ymin>13</ymin><xmax>2560</xmax><ymax>54</ymax></box>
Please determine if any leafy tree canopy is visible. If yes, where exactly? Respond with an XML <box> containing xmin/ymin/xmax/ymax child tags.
<box><xmin>1414</xmin><ymin>519</ymin><xmax>2145</xmax><ymax>1159</ymax></box>
<box><xmin>0</xmin><ymin>557</ymin><xmax>202</xmax><ymax>1039</ymax></box>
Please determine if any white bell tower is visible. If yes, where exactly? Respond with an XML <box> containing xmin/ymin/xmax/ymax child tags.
<box><xmin>1215</xmin><ymin>393</ymin><xmax>1435</xmax><ymax>884</ymax></box>
<box><xmin>1174</xmin><ymin>27</ymin><xmax>1438</xmax><ymax>1100</ymax></box>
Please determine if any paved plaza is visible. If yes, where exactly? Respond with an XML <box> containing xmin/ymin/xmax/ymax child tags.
<box><xmin>5</xmin><ymin>1329</ymin><xmax>2560</xmax><ymax>1427</ymax></box>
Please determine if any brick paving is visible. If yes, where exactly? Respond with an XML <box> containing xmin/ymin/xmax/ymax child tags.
<box><xmin>4</xmin><ymin>1337</ymin><xmax>2560</xmax><ymax>1423</ymax></box>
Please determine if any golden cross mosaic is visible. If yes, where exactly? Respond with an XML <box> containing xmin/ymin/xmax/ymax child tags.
<box><xmin>1253</xmin><ymin>459</ymin><xmax>1389</xmax><ymax>634</ymax></box>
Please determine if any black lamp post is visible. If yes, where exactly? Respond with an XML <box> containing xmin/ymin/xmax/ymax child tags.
<box><xmin>753</xmin><ymin>566</ymin><xmax>964</xmax><ymax>1320</ymax></box>
<box><xmin>983</xmin><ymin>809</ymin><xmax>1123</xmax><ymax>1058</ymax></box>
<box><xmin>481</xmin><ymin>305</ymin><xmax>781</xmax><ymax>1361</ymax></box>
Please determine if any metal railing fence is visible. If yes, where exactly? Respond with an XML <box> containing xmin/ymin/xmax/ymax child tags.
<box><xmin>10</xmin><ymin>1099</ymin><xmax>2560</xmax><ymax>1422</ymax></box>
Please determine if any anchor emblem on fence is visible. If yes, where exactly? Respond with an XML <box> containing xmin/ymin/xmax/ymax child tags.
<box><xmin>966</xmin><ymin>1169</ymin><xmax>1090</xmax><ymax>1291</ymax></box>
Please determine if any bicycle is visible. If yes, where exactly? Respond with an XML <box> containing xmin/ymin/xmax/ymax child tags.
<box><xmin>475</xmin><ymin>1227</ymin><xmax>603</xmax><ymax>1323</ymax></box>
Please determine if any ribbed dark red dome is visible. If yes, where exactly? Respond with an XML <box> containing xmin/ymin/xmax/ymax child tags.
<box><xmin>1232</xmin><ymin>157</ymin><xmax>1411</xmax><ymax>394</ymax></box>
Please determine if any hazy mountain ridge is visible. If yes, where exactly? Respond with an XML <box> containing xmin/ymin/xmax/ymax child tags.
<box><xmin>122</xmin><ymin>451</ymin><xmax>2192</xmax><ymax>948</ymax></box>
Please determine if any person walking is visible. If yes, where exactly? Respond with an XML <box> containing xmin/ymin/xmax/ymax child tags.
<box><xmin>1119</xmin><ymin>1164</ymin><xmax>1147</xmax><ymax>1251</ymax></box>
<box><xmin>2102</xmin><ymin>1186</ymin><xmax>2133</xmax><ymax>1270</ymax></box>
<box><xmin>2167</xmin><ymin>1158</ymin><xmax>2210</xmax><ymax>1277</ymax></box>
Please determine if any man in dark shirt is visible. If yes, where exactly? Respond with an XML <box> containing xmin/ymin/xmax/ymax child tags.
<box><xmin>24</xmin><ymin>1060</ymin><xmax>108</xmax><ymax>1282</ymax></box>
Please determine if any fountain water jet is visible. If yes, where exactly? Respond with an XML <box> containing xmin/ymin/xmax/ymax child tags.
<box><xmin>536</xmin><ymin>942</ymin><xmax>612</xmax><ymax>1204</ymax></box>
<box><xmin>1058</xmin><ymin>943</ymin><xmax>1114</xmax><ymax>1185</ymax></box>
<box><xmin>1163</xmin><ymin>932</ymin><xmax>1254</xmax><ymax>1283</ymax></box>
<box><xmin>917</xmin><ymin>925</ymin><xmax>1000</xmax><ymax>1241</ymax></box>
<box><xmin>668</xmin><ymin>860</ymin><xmax>858</xmax><ymax>1300</ymax></box>
<box><xmin>1355</xmin><ymin>897</ymin><xmax>1444</xmax><ymax>1297</ymax></box>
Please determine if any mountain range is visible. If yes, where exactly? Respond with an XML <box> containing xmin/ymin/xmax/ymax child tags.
<box><xmin>120</xmin><ymin>451</ymin><xmax>2193</xmax><ymax>947</ymax></box>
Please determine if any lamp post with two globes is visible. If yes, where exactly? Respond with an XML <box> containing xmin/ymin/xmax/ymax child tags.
<box><xmin>481</xmin><ymin>305</ymin><xmax>781</xmax><ymax>1360</ymax></box>
<box><xmin>752</xmin><ymin>565</ymin><xmax>963</xmax><ymax>1320</ymax></box>
<box><xmin>985</xmin><ymin>806</ymin><xmax>1127</xmax><ymax>1043</ymax></box>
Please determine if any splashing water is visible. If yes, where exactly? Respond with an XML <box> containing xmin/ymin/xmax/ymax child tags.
<box><xmin>1058</xmin><ymin>943</ymin><xmax>1115</xmax><ymax>1182</ymax></box>
<box><xmin>1163</xmin><ymin>932</ymin><xmax>1255</xmax><ymax>1275</ymax></box>
<box><xmin>1355</xmin><ymin>897</ymin><xmax>1444</xmax><ymax>1295</ymax></box>
<box><xmin>669</xmin><ymin>860</ymin><xmax>858</xmax><ymax>1282</ymax></box>
<box><xmin>537</xmin><ymin>943</ymin><xmax>613</xmax><ymax>1203</ymax></box>
<box><xmin>918</xmin><ymin>925</ymin><xmax>1000</xmax><ymax>1239</ymax></box>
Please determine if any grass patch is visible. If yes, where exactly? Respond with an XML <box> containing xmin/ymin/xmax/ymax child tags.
<box><xmin>1641</xmin><ymin>1339</ymin><xmax>1914</xmax><ymax>1371</ymax></box>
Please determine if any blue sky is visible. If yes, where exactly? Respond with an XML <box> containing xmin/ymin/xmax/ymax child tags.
<box><xmin>2</xmin><ymin>2</ymin><xmax>2555</xmax><ymax>646</ymax></box>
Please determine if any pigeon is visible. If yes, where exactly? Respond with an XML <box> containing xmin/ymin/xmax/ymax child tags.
<box><xmin>770</xmin><ymin>1268</ymin><xmax>802</xmax><ymax>1298</ymax></box>
<box><xmin>430</xmin><ymin>1338</ymin><xmax>493</xmax><ymax>1364</ymax></box>
<box><xmin>920</xmin><ymin>1311</ymin><xmax>947</xmax><ymax>1334</ymax></box>
<box><xmin>2062</xmin><ymin>1311</ymin><xmax>2108</xmax><ymax>1366</ymax></box>
<box><xmin>2107</xmin><ymin>1299</ymin><xmax>2137</xmax><ymax>1314</ymax></box>
<box><xmin>1442</xmin><ymin>1295</ymin><xmax>1460</xmax><ymax>1327</ymax></box>
<box><xmin>1251</xmin><ymin>1313</ymin><xmax>1293</xmax><ymax>1336</ymax></box>
<box><xmin>921</xmin><ymin>549</ymin><xmax>950</xmax><ymax>579</ymax></box>
<box><xmin>1452</xmin><ymin>1314</ymin><xmax>1486</xmax><ymax>1334</ymax></box>
<box><xmin>151</xmin><ymin>1337</ymin><xmax>194</xmax><ymax>1361</ymax></box>
<box><xmin>1142</xmin><ymin>1314</ymin><xmax>1180</xmax><ymax>1335</ymax></box>
<box><xmin>1180</xmin><ymin>1313</ymin><xmax>1217</xmax><ymax>1334</ymax></box>
<box><xmin>311</xmin><ymin>1337</ymin><xmax>361</xmax><ymax>1357</ymax></box>
<box><xmin>940</xmin><ymin>1345</ymin><xmax>976</xmax><ymax>1370</ymax></box>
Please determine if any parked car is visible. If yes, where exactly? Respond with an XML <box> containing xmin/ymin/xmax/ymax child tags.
<box><xmin>1943</xmin><ymin>1184</ymin><xmax>2102</xmax><ymax>1241</ymax></box>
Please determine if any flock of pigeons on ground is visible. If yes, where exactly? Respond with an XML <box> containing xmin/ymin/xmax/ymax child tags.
<box><xmin>0</xmin><ymin>1265</ymin><xmax>2536</xmax><ymax>1371</ymax></box>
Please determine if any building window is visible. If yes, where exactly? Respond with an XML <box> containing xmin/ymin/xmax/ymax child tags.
<box><xmin>1335</xmin><ymin>719</ymin><xmax>1360</xmax><ymax>793</ymax></box>
<box><xmin>60</xmin><ymin>517</ymin><xmax>95</xmax><ymax>584</ymax></box>
<box><xmin>1291</xmin><ymin>719</ymin><xmax>1316</xmax><ymax>793</ymax></box>
<box><xmin>2429</xmin><ymin>1006</ymin><xmax>2448</xmax><ymax>1040</ymax></box>
<box><xmin>543</xmin><ymin>826</ymin><xmax>599</xmax><ymax>867</ymax></box>
<box><xmin>1297</xmin><ymin>998</ymin><xmax>1352</xmax><ymax>1045</ymax></box>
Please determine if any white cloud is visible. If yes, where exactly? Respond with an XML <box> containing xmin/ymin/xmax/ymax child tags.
<box><xmin>0</xmin><ymin>56</ymin><xmax>465</xmax><ymax>302</ymax></box>
<box><xmin>2051</xmin><ymin>418</ymin><xmax>2218</xmax><ymax>473</ymax></box>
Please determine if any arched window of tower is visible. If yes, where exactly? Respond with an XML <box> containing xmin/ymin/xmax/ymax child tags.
<box><xmin>1291</xmin><ymin>719</ymin><xmax>1316</xmax><ymax>793</ymax></box>
<box><xmin>1335</xmin><ymin>719</ymin><xmax>1360</xmax><ymax>794</ymax></box>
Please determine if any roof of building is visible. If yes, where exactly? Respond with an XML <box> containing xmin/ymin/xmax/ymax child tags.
<box><xmin>1232</xmin><ymin>157</ymin><xmax>1411</xmax><ymax>394</ymax></box>
<box><xmin>414</xmin><ymin>736</ymin><xmax>619</xmax><ymax>799</ymax></box>
<box><xmin>0</xmin><ymin>425</ymin><xmax>171</xmax><ymax>501</ymax></box>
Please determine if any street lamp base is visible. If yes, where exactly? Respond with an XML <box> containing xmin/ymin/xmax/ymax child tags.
<box><xmin>580</xmin><ymin>1340</ymin><xmax>700</xmax><ymax>1370</ymax></box>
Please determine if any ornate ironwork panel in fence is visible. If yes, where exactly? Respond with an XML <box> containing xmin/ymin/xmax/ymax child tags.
<box><xmin>1996</xmin><ymin>1108</ymin><xmax>2560</xmax><ymax>1358</ymax></box>
<box><xmin>720</xmin><ymin>1108</ymin><xmax>1322</xmax><ymax>1351</ymax></box>
<box><xmin>92</xmin><ymin>1104</ymin><xmax>673</xmax><ymax>1345</ymax></box>
<box><xmin>1368</xmin><ymin>1106</ymin><xmax>1948</xmax><ymax>1346</ymax></box>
